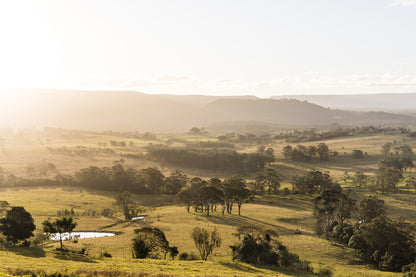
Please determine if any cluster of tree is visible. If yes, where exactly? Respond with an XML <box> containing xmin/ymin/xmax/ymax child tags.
<box><xmin>73</xmin><ymin>166</ymin><xmax>189</xmax><ymax>194</ymax></box>
<box><xmin>146</xmin><ymin>144</ymin><xmax>275</xmax><ymax>172</ymax></box>
<box><xmin>177</xmin><ymin>175</ymin><xmax>253</xmax><ymax>216</ymax></box>
<box><xmin>0</xmin><ymin>204</ymin><xmax>77</xmax><ymax>251</ymax></box>
<box><xmin>0</xmin><ymin>165</ymin><xmax>189</xmax><ymax>195</ymax></box>
<box><xmin>381</xmin><ymin>143</ymin><xmax>414</xmax><ymax>171</ymax></box>
<box><xmin>218</xmin><ymin>133</ymin><xmax>274</xmax><ymax>145</ymax></box>
<box><xmin>291</xmin><ymin>170</ymin><xmax>333</xmax><ymax>196</ymax></box>
<box><xmin>131</xmin><ymin>226</ymin><xmax>221</xmax><ymax>262</ymax></box>
<box><xmin>109</xmin><ymin>140</ymin><xmax>135</xmax><ymax>147</ymax></box>
<box><xmin>230</xmin><ymin>224</ymin><xmax>305</xmax><ymax>268</ymax></box>
<box><xmin>47</xmin><ymin>146</ymin><xmax>114</xmax><ymax>156</ymax></box>
<box><xmin>189</xmin><ymin>141</ymin><xmax>235</xmax><ymax>149</ymax></box>
<box><xmin>312</xmin><ymin>181</ymin><xmax>416</xmax><ymax>272</ymax></box>
<box><xmin>375</xmin><ymin>144</ymin><xmax>414</xmax><ymax>194</ymax></box>
<box><xmin>282</xmin><ymin>143</ymin><xmax>330</xmax><ymax>162</ymax></box>
<box><xmin>0</xmin><ymin>174</ymin><xmax>60</xmax><ymax>188</ymax></box>
<box><xmin>274</xmin><ymin>126</ymin><xmax>408</xmax><ymax>143</ymax></box>
<box><xmin>25</xmin><ymin>162</ymin><xmax>57</xmax><ymax>178</ymax></box>
<box><xmin>253</xmin><ymin>168</ymin><xmax>282</xmax><ymax>195</ymax></box>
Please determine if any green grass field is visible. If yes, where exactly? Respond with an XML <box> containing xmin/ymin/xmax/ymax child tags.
<box><xmin>1</xmin><ymin>131</ymin><xmax>416</xmax><ymax>276</ymax></box>
<box><xmin>0</xmin><ymin>186</ymin><xmax>413</xmax><ymax>276</ymax></box>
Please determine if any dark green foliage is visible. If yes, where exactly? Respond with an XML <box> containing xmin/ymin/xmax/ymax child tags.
<box><xmin>353</xmin><ymin>171</ymin><xmax>367</xmax><ymax>187</ymax></box>
<box><xmin>132</xmin><ymin>227</ymin><xmax>175</xmax><ymax>259</ymax></box>
<box><xmin>164</xmin><ymin>170</ymin><xmax>188</xmax><ymax>195</ymax></box>
<box><xmin>169</xmin><ymin>246</ymin><xmax>179</xmax><ymax>260</ymax></box>
<box><xmin>0</xmin><ymin>206</ymin><xmax>36</xmax><ymax>244</ymax></box>
<box><xmin>313</xmin><ymin>185</ymin><xmax>342</xmax><ymax>239</ymax></box>
<box><xmin>357</xmin><ymin>196</ymin><xmax>386</xmax><ymax>223</ymax></box>
<box><xmin>317</xmin><ymin>143</ymin><xmax>330</xmax><ymax>161</ymax></box>
<box><xmin>352</xmin><ymin>149</ymin><xmax>364</xmax><ymax>159</ymax></box>
<box><xmin>348</xmin><ymin>217</ymin><xmax>416</xmax><ymax>272</ymax></box>
<box><xmin>178</xmin><ymin>252</ymin><xmax>198</xmax><ymax>260</ymax></box>
<box><xmin>146</xmin><ymin>144</ymin><xmax>274</xmax><ymax>172</ymax></box>
<box><xmin>403</xmin><ymin>262</ymin><xmax>416</xmax><ymax>276</ymax></box>
<box><xmin>376</xmin><ymin>156</ymin><xmax>404</xmax><ymax>194</ymax></box>
<box><xmin>332</xmin><ymin>223</ymin><xmax>355</xmax><ymax>244</ymax></box>
<box><xmin>230</xmin><ymin>225</ymin><xmax>299</xmax><ymax>267</ymax></box>
<box><xmin>177</xmin><ymin>175</ymin><xmax>254</xmax><ymax>216</ymax></box>
<box><xmin>292</xmin><ymin>170</ymin><xmax>333</xmax><ymax>195</ymax></box>
<box><xmin>255</xmin><ymin>168</ymin><xmax>282</xmax><ymax>195</ymax></box>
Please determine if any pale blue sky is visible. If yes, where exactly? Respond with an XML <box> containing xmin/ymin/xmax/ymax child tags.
<box><xmin>0</xmin><ymin>0</ymin><xmax>415</xmax><ymax>97</ymax></box>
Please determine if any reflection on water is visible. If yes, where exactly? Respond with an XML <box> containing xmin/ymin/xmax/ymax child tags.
<box><xmin>48</xmin><ymin>231</ymin><xmax>115</xmax><ymax>240</ymax></box>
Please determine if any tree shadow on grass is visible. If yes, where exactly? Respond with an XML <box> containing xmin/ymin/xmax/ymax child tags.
<box><xmin>4</xmin><ymin>247</ymin><xmax>46</xmax><ymax>258</ymax></box>
<box><xmin>255</xmin><ymin>196</ymin><xmax>313</xmax><ymax>212</ymax></box>
<box><xmin>205</xmin><ymin>213</ymin><xmax>311</xmax><ymax>236</ymax></box>
<box><xmin>218</xmin><ymin>261</ymin><xmax>262</xmax><ymax>273</ymax></box>
<box><xmin>219</xmin><ymin>261</ymin><xmax>316</xmax><ymax>277</ymax></box>
<box><xmin>53</xmin><ymin>251</ymin><xmax>96</xmax><ymax>263</ymax></box>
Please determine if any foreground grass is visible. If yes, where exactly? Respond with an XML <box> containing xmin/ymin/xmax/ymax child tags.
<box><xmin>0</xmin><ymin>187</ymin><xmax>412</xmax><ymax>276</ymax></box>
<box><xmin>0</xmin><ymin>250</ymin><xmax>308</xmax><ymax>277</ymax></box>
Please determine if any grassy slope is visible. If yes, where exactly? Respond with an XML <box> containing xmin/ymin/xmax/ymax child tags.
<box><xmin>0</xmin><ymin>187</ymin><xmax>409</xmax><ymax>276</ymax></box>
<box><xmin>1</xmin><ymin>132</ymin><xmax>416</xmax><ymax>276</ymax></box>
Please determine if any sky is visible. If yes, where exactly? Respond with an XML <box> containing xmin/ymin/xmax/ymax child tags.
<box><xmin>0</xmin><ymin>0</ymin><xmax>416</xmax><ymax>97</ymax></box>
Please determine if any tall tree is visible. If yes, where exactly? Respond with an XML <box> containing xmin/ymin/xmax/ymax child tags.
<box><xmin>139</xmin><ymin>167</ymin><xmax>165</xmax><ymax>194</ymax></box>
<box><xmin>376</xmin><ymin>157</ymin><xmax>404</xmax><ymax>194</ymax></box>
<box><xmin>317</xmin><ymin>143</ymin><xmax>330</xmax><ymax>161</ymax></box>
<box><xmin>357</xmin><ymin>196</ymin><xmax>386</xmax><ymax>223</ymax></box>
<box><xmin>116</xmin><ymin>191</ymin><xmax>142</xmax><ymax>220</ymax></box>
<box><xmin>191</xmin><ymin>227</ymin><xmax>221</xmax><ymax>261</ymax></box>
<box><xmin>353</xmin><ymin>171</ymin><xmax>367</xmax><ymax>187</ymax></box>
<box><xmin>0</xmin><ymin>206</ymin><xmax>36</xmax><ymax>245</ymax></box>
<box><xmin>164</xmin><ymin>170</ymin><xmax>188</xmax><ymax>194</ymax></box>
<box><xmin>313</xmin><ymin>185</ymin><xmax>342</xmax><ymax>239</ymax></box>
<box><xmin>132</xmin><ymin>227</ymin><xmax>172</xmax><ymax>259</ymax></box>
<box><xmin>42</xmin><ymin>217</ymin><xmax>77</xmax><ymax>249</ymax></box>
<box><xmin>381</xmin><ymin>142</ymin><xmax>393</xmax><ymax>157</ymax></box>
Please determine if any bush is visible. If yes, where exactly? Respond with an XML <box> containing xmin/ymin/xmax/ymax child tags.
<box><xmin>178</xmin><ymin>252</ymin><xmax>198</xmax><ymax>260</ymax></box>
<box><xmin>101</xmin><ymin>251</ymin><xmax>112</xmax><ymax>258</ymax></box>
<box><xmin>294</xmin><ymin>260</ymin><xmax>313</xmax><ymax>272</ymax></box>
<box><xmin>101</xmin><ymin>208</ymin><xmax>113</xmax><ymax>217</ymax></box>
<box><xmin>318</xmin><ymin>266</ymin><xmax>333</xmax><ymax>276</ymax></box>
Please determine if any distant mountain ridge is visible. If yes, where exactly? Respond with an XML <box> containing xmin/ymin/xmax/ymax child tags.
<box><xmin>0</xmin><ymin>89</ymin><xmax>414</xmax><ymax>132</ymax></box>
<box><xmin>272</xmin><ymin>93</ymin><xmax>416</xmax><ymax>112</ymax></box>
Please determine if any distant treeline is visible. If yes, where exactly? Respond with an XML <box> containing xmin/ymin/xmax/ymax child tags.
<box><xmin>47</xmin><ymin>146</ymin><xmax>114</xmax><ymax>156</ymax></box>
<box><xmin>145</xmin><ymin>144</ymin><xmax>275</xmax><ymax>172</ymax></box>
<box><xmin>1</xmin><ymin>165</ymin><xmax>182</xmax><ymax>194</ymax></box>
<box><xmin>275</xmin><ymin>126</ymin><xmax>409</xmax><ymax>143</ymax></box>
<box><xmin>216</xmin><ymin>126</ymin><xmax>409</xmax><ymax>145</ymax></box>
<box><xmin>282</xmin><ymin>143</ymin><xmax>330</xmax><ymax>162</ymax></box>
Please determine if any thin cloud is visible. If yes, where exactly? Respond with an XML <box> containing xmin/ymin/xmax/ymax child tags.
<box><xmin>391</xmin><ymin>0</ymin><xmax>416</xmax><ymax>6</ymax></box>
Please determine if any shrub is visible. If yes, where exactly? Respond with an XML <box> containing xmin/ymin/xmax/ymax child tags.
<box><xmin>294</xmin><ymin>260</ymin><xmax>313</xmax><ymax>272</ymax></box>
<box><xmin>178</xmin><ymin>252</ymin><xmax>198</xmax><ymax>261</ymax></box>
<box><xmin>318</xmin><ymin>266</ymin><xmax>333</xmax><ymax>276</ymax></box>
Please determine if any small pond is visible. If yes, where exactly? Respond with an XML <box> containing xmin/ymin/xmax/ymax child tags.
<box><xmin>49</xmin><ymin>231</ymin><xmax>115</xmax><ymax>241</ymax></box>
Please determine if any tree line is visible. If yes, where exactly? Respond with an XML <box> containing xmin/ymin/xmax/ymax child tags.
<box><xmin>306</xmin><ymin>170</ymin><xmax>416</xmax><ymax>272</ymax></box>
<box><xmin>282</xmin><ymin>142</ymin><xmax>330</xmax><ymax>162</ymax></box>
<box><xmin>145</xmin><ymin>144</ymin><xmax>275</xmax><ymax>172</ymax></box>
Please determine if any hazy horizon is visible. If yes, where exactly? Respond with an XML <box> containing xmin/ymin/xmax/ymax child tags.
<box><xmin>1</xmin><ymin>0</ymin><xmax>416</xmax><ymax>97</ymax></box>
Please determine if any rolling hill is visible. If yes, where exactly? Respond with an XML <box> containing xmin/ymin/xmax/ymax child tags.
<box><xmin>1</xmin><ymin>89</ymin><xmax>414</xmax><ymax>132</ymax></box>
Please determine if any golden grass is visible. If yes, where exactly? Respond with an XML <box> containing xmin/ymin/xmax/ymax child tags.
<box><xmin>1</xmin><ymin>187</ymin><xmax>414</xmax><ymax>276</ymax></box>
